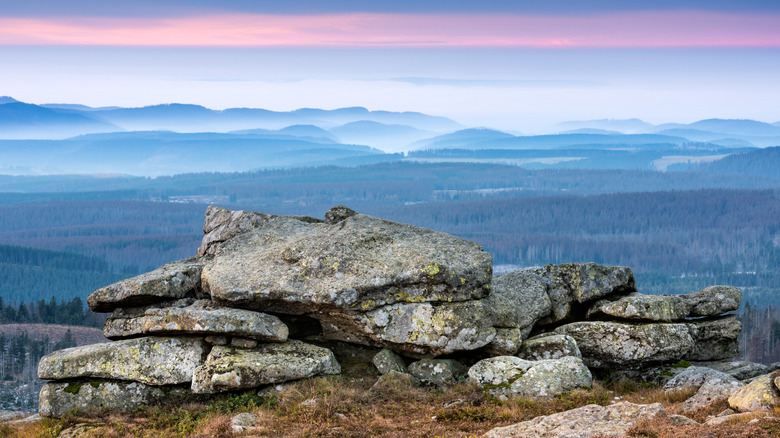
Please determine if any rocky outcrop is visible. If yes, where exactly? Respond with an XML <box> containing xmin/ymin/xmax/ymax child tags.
<box><xmin>484</xmin><ymin>401</ymin><xmax>666</xmax><ymax>438</ymax></box>
<box><xmin>468</xmin><ymin>356</ymin><xmax>592</xmax><ymax>400</ymax></box>
<box><xmin>38</xmin><ymin>204</ymin><xmax>746</xmax><ymax>419</ymax></box>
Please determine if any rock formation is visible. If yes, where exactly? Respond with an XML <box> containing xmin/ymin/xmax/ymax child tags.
<box><xmin>37</xmin><ymin>205</ymin><xmax>752</xmax><ymax>418</ymax></box>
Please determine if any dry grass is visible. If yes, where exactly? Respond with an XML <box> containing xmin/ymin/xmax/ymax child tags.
<box><xmin>4</xmin><ymin>375</ymin><xmax>779</xmax><ymax>438</ymax></box>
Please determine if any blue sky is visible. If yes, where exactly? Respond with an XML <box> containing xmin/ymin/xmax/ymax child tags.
<box><xmin>1</xmin><ymin>0</ymin><xmax>779</xmax><ymax>131</ymax></box>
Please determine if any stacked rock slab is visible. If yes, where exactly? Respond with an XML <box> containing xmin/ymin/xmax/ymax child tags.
<box><xmin>555</xmin><ymin>286</ymin><xmax>742</xmax><ymax>369</ymax></box>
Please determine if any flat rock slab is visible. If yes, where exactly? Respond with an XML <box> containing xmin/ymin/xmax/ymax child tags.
<box><xmin>587</xmin><ymin>293</ymin><xmax>689</xmax><ymax>322</ymax></box>
<box><xmin>518</xmin><ymin>334</ymin><xmax>581</xmax><ymax>361</ymax></box>
<box><xmin>88</xmin><ymin>258</ymin><xmax>204</xmax><ymax>313</ymax></box>
<box><xmin>39</xmin><ymin>380</ymin><xmax>188</xmax><ymax>418</ymax></box>
<box><xmin>38</xmin><ymin>337</ymin><xmax>207</xmax><ymax>385</ymax></box>
<box><xmin>104</xmin><ymin>299</ymin><xmax>288</xmax><ymax>342</ymax></box>
<box><xmin>468</xmin><ymin>356</ymin><xmax>592</xmax><ymax>400</ymax></box>
<box><xmin>536</xmin><ymin>263</ymin><xmax>636</xmax><ymax>325</ymax></box>
<box><xmin>484</xmin><ymin>401</ymin><xmax>666</xmax><ymax>438</ymax></box>
<box><xmin>191</xmin><ymin>340</ymin><xmax>341</xmax><ymax>394</ymax></box>
<box><xmin>692</xmin><ymin>360</ymin><xmax>769</xmax><ymax>381</ymax></box>
<box><xmin>554</xmin><ymin>321</ymin><xmax>694</xmax><ymax>368</ymax></box>
<box><xmin>587</xmin><ymin>286</ymin><xmax>741</xmax><ymax>322</ymax></box>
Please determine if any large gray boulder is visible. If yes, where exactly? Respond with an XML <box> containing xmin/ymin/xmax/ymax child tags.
<box><xmin>468</xmin><ymin>356</ymin><xmax>592</xmax><ymax>400</ymax></box>
<box><xmin>103</xmin><ymin>299</ymin><xmax>288</xmax><ymax>342</ymax></box>
<box><xmin>692</xmin><ymin>360</ymin><xmax>770</xmax><ymax>380</ymax></box>
<box><xmin>191</xmin><ymin>340</ymin><xmax>341</xmax><ymax>394</ymax></box>
<box><xmin>536</xmin><ymin>263</ymin><xmax>636</xmax><ymax>325</ymax></box>
<box><xmin>39</xmin><ymin>381</ymin><xmax>187</xmax><ymax>418</ymax></box>
<box><xmin>87</xmin><ymin>258</ymin><xmax>204</xmax><ymax>313</ymax></box>
<box><xmin>201</xmin><ymin>207</ymin><xmax>495</xmax><ymax>357</ymax></box>
<box><xmin>38</xmin><ymin>337</ymin><xmax>207</xmax><ymax>385</ymax></box>
<box><xmin>484</xmin><ymin>401</ymin><xmax>666</xmax><ymax>438</ymax></box>
<box><xmin>554</xmin><ymin>321</ymin><xmax>693</xmax><ymax>368</ymax></box>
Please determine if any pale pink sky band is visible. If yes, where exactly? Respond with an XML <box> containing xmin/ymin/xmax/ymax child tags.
<box><xmin>1</xmin><ymin>11</ymin><xmax>778</xmax><ymax>48</ymax></box>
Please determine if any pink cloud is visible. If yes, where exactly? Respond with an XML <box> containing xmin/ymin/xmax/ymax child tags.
<box><xmin>0</xmin><ymin>11</ymin><xmax>778</xmax><ymax>48</ymax></box>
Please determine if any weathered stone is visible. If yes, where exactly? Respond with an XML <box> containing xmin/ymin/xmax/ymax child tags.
<box><xmin>468</xmin><ymin>356</ymin><xmax>592</xmax><ymax>400</ymax></box>
<box><xmin>668</xmin><ymin>415</ymin><xmax>699</xmax><ymax>426</ymax></box>
<box><xmin>685</xmin><ymin>286</ymin><xmax>741</xmax><ymax>317</ymax></box>
<box><xmin>191</xmin><ymin>340</ymin><xmax>341</xmax><ymax>394</ymax></box>
<box><xmin>664</xmin><ymin>367</ymin><xmax>744</xmax><ymax>412</ymax></box>
<box><xmin>487</xmin><ymin>269</ymin><xmax>551</xmax><ymax>330</ymax></box>
<box><xmin>201</xmin><ymin>208</ymin><xmax>494</xmax><ymax>357</ymax></box>
<box><xmin>372</xmin><ymin>349</ymin><xmax>407</xmax><ymax>375</ymax></box>
<box><xmin>104</xmin><ymin>299</ymin><xmax>288</xmax><ymax>342</ymax></box>
<box><xmin>518</xmin><ymin>334</ymin><xmax>581</xmax><ymax>361</ymax></box>
<box><xmin>38</xmin><ymin>337</ymin><xmax>206</xmax><ymax>385</ymax></box>
<box><xmin>587</xmin><ymin>293</ymin><xmax>689</xmax><ymax>322</ymax></box>
<box><xmin>57</xmin><ymin>423</ymin><xmax>101</xmax><ymax>438</ymax></box>
<box><xmin>484</xmin><ymin>328</ymin><xmax>525</xmax><ymax>356</ymax></box>
<box><xmin>729</xmin><ymin>373</ymin><xmax>780</xmax><ymax>412</ymax></box>
<box><xmin>484</xmin><ymin>401</ymin><xmax>666</xmax><ymax>438</ymax></box>
<box><xmin>407</xmin><ymin>359</ymin><xmax>467</xmax><ymax>387</ymax></box>
<box><xmin>357</xmin><ymin>300</ymin><xmax>496</xmax><ymax>357</ymax></box>
<box><xmin>692</xmin><ymin>360</ymin><xmax>769</xmax><ymax>381</ymax></box>
<box><xmin>554</xmin><ymin>321</ymin><xmax>693</xmax><ymax>368</ymax></box>
<box><xmin>87</xmin><ymin>258</ymin><xmax>204</xmax><ymax>313</ymax></box>
<box><xmin>536</xmin><ymin>263</ymin><xmax>636</xmax><ymax>325</ymax></box>
<box><xmin>231</xmin><ymin>412</ymin><xmax>258</xmax><ymax>433</ymax></box>
<box><xmin>684</xmin><ymin>316</ymin><xmax>741</xmax><ymax>361</ymax></box>
<box><xmin>39</xmin><ymin>380</ymin><xmax>187</xmax><ymax>418</ymax></box>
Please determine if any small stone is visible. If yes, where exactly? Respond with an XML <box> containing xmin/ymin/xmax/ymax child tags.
<box><xmin>518</xmin><ymin>334</ymin><xmax>581</xmax><ymax>361</ymax></box>
<box><xmin>717</xmin><ymin>408</ymin><xmax>736</xmax><ymax>417</ymax></box>
<box><xmin>231</xmin><ymin>412</ymin><xmax>258</xmax><ymax>433</ymax></box>
<box><xmin>407</xmin><ymin>359</ymin><xmax>467</xmax><ymax>387</ymax></box>
<box><xmin>372</xmin><ymin>349</ymin><xmax>407</xmax><ymax>375</ymax></box>
<box><xmin>231</xmin><ymin>338</ymin><xmax>259</xmax><ymax>348</ymax></box>
<box><xmin>667</xmin><ymin>414</ymin><xmax>699</xmax><ymax>426</ymax></box>
<box><xmin>324</xmin><ymin>205</ymin><xmax>357</xmax><ymax>224</ymax></box>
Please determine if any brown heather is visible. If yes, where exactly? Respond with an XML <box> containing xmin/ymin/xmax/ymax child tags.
<box><xmin>6</xmin><ymin>372</ymin><xmax>780</xmax><ymax>438</ymax></box>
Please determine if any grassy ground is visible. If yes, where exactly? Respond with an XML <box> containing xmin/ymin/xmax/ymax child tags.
<box><xmin>3</xmin><ymin>373</ymin><xmax>780</xmax><ymax>438</ymax></box>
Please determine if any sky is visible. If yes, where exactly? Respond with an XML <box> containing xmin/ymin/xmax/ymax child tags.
<box><xmin>1</xmin><ymin>0</ymin><xmax>779</xmax><ymax>132</ymax></box>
